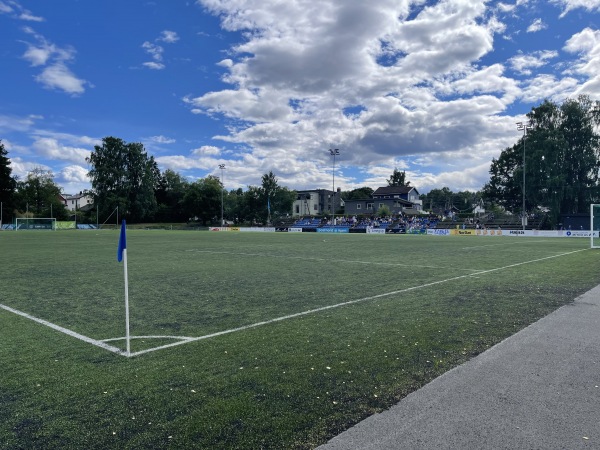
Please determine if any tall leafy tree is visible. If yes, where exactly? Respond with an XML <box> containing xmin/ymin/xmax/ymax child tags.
<box><xmin>387</xmin><ymin>169</ymin><xmax>411</xmax><ymax>187</ymax></box>
<box><xmin>0</xmin><ymin>140</ymin><xmax>17</xmax><ymax>220</ymax></box>
<box><xmin>87</xmin><ymin>137</ymin><xmax>158</xmax><ymax>222</ymax></box>
<box><xmin>14</xmin><ymin>168</ymin><xmax>68</xmax><ymax>219</ymax></box>
<box><xmin>483</xmin><ymin>96</ymin><xmax>600</xmax><ymax>226</ymax></box>
<box><xmin>155</xmin><ymin>169</ymin><xmax>189</xmax><ymax>222</ymax></box>
<box><xmin>183</xmin><ymin>176</ymin><xmax>221</xmax><ymax>225</ymax></box>
<box><xmin>260</xmin><ymin>171</ymin><xmax>295</xmax><ymax>221</ymax></box>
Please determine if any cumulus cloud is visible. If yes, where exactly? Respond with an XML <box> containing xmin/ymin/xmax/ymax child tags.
<box><xmin>509</xmin><ymin>50</ymin><xmax>558</xmax><ymax>75</ymax></box>
<box><xmin>184</xmin><ymin>0</ymin><xmax>518</xmax><ymax>188</ymax></box>
<box><xmin>563</xmin><ymin>28</ymin><xmax>600</xmax><ymax>97</ymax></box>
<box><xmin>35</xmin><ymin>63</ymin><xmax>87</xmax><ymax>94</ymax></box>
<box><xmin>550</xmin><ymin>0</ymin><xmax>600</xmax><ymax>17</ymax></box>
<box><xmin>31</xmin><ymin>137</ymin><xmax>90</xmax><ymax>163</ymax></box>
<box><xmin>526</xmin><ymin>18</ymin><xmax>546</xmax><ymax>33</ymax></box>
<box><xmin>20</xmin><ymin>28</ymin><xmax>89</xmax><ymax>95</ymax></box>
<box><xmin>192</xmin><ymin>145</ymin><xmax>221</xmax><ymax>156</ymax></box>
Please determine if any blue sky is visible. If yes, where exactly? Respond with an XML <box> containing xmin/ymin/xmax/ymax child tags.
<box><xmin>1</xmin><ymin>0</ymin><xmax>599</xmax><ymax>195</ymax></box>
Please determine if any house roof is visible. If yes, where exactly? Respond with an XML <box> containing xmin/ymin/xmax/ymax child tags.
<box><xmin>373</xmin><ymin>186</ymin><xmax>419</xmax><ymax>196</ymax></box>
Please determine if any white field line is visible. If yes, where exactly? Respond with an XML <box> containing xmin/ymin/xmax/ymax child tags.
<box><xmin>187</xmin><ymin>249</ymin><xmax>479</xmax><ymax>272</ymax></box>
<box><xmin>461</xmin><ymin>240</ymin><xmax>554</xmax><ymax>250</ymax></box>
<box><xmin>0</xmin><ymin>303</ymin><xmax>125</xmax><ymax>356</ymax></box>
<box><xmin>128</xmin><ymin>248</ymin><xmax>587</xmax><ymax>357</ymax></box>
<box><xmin>1</xmin><ymin>248</ymin><xmax>586</xmax><ymax>358</ymax></box>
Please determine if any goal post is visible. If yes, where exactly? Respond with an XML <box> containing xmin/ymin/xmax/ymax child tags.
<box><xmin>15</xmin><ymin>217</ymin><xmax>57</xmax><ymax>230</ymax></box>
<box><xmin>591</xmin><ymin>205</ymin><xmax>600</xmax><ymax>248</ymax></box>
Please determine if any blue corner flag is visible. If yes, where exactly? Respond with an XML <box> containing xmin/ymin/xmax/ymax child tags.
<box><xmin>117</xmin><ymin>219</ymin><xmax>127</xmax><ymax>262</ymax></box>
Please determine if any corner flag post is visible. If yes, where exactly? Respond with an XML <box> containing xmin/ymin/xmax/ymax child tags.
<box><xmin>117</xmin><ymin>219</ymin><xmax>131</xmax><ymax>356</ymax></box>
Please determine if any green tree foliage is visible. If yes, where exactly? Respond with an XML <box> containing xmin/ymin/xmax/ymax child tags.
<box><xmin>87</xmin><ymin>137</ymin><xmax>159</xmax><ymax>222</ymax></box>
<box><xmin>0</xmin><ymin>140</ymin><xmax>17</xmax><ymax>220</ymax></box>
<box><xmin>341</xmin><ymin>187</ymin><xmax>374</xmax><ymax>200</ymax></box>
<box><xmin>14</xmin><ymin>168</ymin><xmax>69</xmax><ymax>219</ymax></box>
<box><xmin>376</xmin><ymin>204</ymin><xmax>391</xmax><ymax>217</ymax></box>
<box><xmin>387</xmin><ymin>169</ymin><xmax>410</xmax><ymax>187</ymax></box>
<box><xmin>421</xmin><ymin>187</ymin><xmax>481</xmax><ymax>213</ymax></box>
<box><xmin>260</xmin><ymin>171</ymin><xmax>295</xmax><ymax>222</ymax></box>
<box><xmin>155</xmin><ymin>169</ymin><xmax>189</xmax><ymax>222</ymax></box>
<box><xmin>183</xmin><ymin>176</ymin><xmax>222</xmax><ymax>225</ymax></box>
<box><xmin>483</xmin><ymin>96</ymin><xmax>600</xmax><ymax>225</ymax></box>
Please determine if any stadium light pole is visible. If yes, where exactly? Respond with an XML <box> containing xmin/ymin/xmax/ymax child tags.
<box><xmin>516</xmin><ymin>122</ymin><xmax>532</xmax><ymax>230</ymax></box>
<box><xmin>219</xmin><ymin>164</ymin><xmax>226</xmax><ymax>227</ymax></box>
<box><xmin>329</xmin><ymin>148</ymin><xmax>339</xmax><ymax>225</ymax></box>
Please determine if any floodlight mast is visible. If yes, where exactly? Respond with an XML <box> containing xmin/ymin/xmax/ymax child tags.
<box><xmin>516</xmin><ymin>122</ymin><xmax>532</xmax><ymax>231</ymax></box>
<box><xmin>329</xmin><ymin>148</ymin><xmax>339</xmax><ymax>226</ymax></box>
<box><xmin>219</xmin><ymin>164</ymin><xmax>226</xmax><ymax>227</ymax></box>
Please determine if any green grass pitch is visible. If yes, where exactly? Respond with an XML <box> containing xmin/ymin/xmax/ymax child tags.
<box><xmin>1</xmin><ymin>230</ymin><xmax>599</xmax><ymax>449</ymax></box>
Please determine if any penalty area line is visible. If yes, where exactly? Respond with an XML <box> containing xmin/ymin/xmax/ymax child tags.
<box><xmin>132</xmin><ymin>247</ymin><xmax>587</xmax><ymax>357</ymax></box>
<box><xmin>2</xmin><ymin>248</ymin><xmax>586</xmax><ymax>359</ymax></box>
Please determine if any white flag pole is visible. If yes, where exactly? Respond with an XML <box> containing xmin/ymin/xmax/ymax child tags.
<box><xmin>123</xmin><ymin>246</ymin><xmax>130</xmax><ymax>356</ymax></box>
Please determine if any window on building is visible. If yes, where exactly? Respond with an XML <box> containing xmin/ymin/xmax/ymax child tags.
<box><xmin>379</xmin><ymin>203</ymin><xmax>384</xmax><ymax>208</ymax></box>
<box><xmin>357</xmin><ymin>204</ymin><xmax>362</xmax><ymax>210</ymax></box>
<box><xmin>314</xmin><ymin>204</ymin><xmax>318</xmax><ymax>211</ymax></box>
<box><xmin>295</xmin><ymin>205</ymin><xmax>299</xmax><ymax>213</ymax></box>
<box><xmin>367</xmin><ymin>203</ymin><xmax>373</xmax><ymax>209</ymax></box>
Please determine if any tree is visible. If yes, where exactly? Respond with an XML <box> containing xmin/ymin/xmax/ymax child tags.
<box><xmin>155</xmin><ymin>169</ymin><xmax>189</xmax><ymax>222</ymax></box>
<box><xmin>341</xmin><ymin>187</ymin><xmax>374</xmax><ymax>200</ymax></box>
<box><xmin>260</xmin><ymin>171</ymin><xmax>295</xmax><ymax>222</ymax></box>
<box><xmin>387</xmin><ymin>169</ymin><xmax>410</xmax><ymax>187</ymax></box>
<box><xmin>0</xmin><ymin>140</ymin><xmax>17</xmax><ymax>221</ymax></box>
<box><xmin>14</xmin><ymin>168</ymin><xmax>68</xmax><ymax>219</ymax></box>
<box><xmin>87</xmin><ymin>137</ymin><xmax>158</xmax><ymax>222</ymax></box>
<box><xmin>483</xmin><ymin>96</ymin><xmax>600</xmax><ymax>226</ymax></box>
<box><xmin>183</xmin><ymin>176</ymin><xmax>221</xmax><ymax>225</ymax></box>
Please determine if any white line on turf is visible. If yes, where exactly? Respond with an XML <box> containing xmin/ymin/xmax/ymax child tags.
<box><xmin>0</xmin><ymin>303</ymin><xmax>125</xmax><ymax>355</ymax></box>
<box><xmin>129</xmin><ymin>247</ymin><xmax>587</xmax><ymax>357</ymax></box>
<box><xmin>187</xmin><ymin>249</ymin><xmax>480</xmax><ymax>272</ymax></box>
<box><xmin>1</xmin><ymin>248</ymin><xmax>587</xmax><ymax>358</ymax></box>
<box><xmin>461</xmin><ymin>240</ymin><xmax>553</xmax><ymax>250</ymax></box>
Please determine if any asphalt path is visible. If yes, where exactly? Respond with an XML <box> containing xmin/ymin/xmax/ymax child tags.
<box><xmin>318</xmin><ymin>284</ymin><xmax>600</xmax><ymax>450</ymax></box>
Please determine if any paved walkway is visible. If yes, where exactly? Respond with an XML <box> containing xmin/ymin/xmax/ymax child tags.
<box><xmin>318</xmin><ymin>284</ymin><xmax>600</xmax><ymax>449</ymax></box>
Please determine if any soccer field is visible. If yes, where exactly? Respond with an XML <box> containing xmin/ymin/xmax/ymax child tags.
<box><xmin>2</xmin><ymin>230</ymin><xmax>599</xmax><ymax>448</ymax></box>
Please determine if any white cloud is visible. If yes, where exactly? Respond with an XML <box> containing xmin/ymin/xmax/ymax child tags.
<box><xmin>149</xmin><ymin>135</ymin><xmax>176</xmax><ymax>144</ymax></box>
<box><xmin>142</xmin><ymin>61</ymin><xmax>165</xmax><ymax>70</ymax></box>
<box><xmin>192</xmin><ymin>145</ymin><xmax>221</xmax><ymax>156</ymax></box>
<box><xmin>35</xmin><ymin>63</ymin><xmax>87</xmax><ymax>95</ymax></box>
<box><xmin>19</xmin><ymin>11</ymin><xmax>44</xmax><ymax>21</ymax></box>
<box><xmin>140</xmin><ymin>30</ymin><xmax>179</xmax><ymax>69</ymax></box>
<box><xmin>0</xmin><ymin>0</ymin><xmax>44</xmax><ymax>21</ymax></box>
<box><xmin>550</xmin><ymin>0</ymin><xmax>600</xmax><ymax>17</ymax></box>
<box><xmin>158</xmin><ymin>30</ymin><xmax>179</xmax><ymax>43</ymax></box>
<box><xmin>0</xmin><ymin>114</ymin><xmax>39</xmax><ymax>132</ymax></box>
<box><xmin>509</xmin><ymin>50</ymin><xmax>558</xmax><ymax>75</ymax></box>
<box><xmin>0</xmin><ymin>1</ymin><xmax>13</xmax><ymax>14</ymax></box>
<box><xmin>59</xmin><ymin>165</ymin><xmax>89</xmax><ymax>183</ymax></box>
<box><xmin>142</xmin><ymin>41</ymin><xmax>164</xmax><ymax>61</ymax></box>
<box><xmin>31</xmin><ymin>137</ymin><xmax>90</xmax><ymax>163</ymax></box>
<box><xmin>526</xmin><ymin>18</ymin><xmax>546</xmax><ymax>33</ymax></box>
<box><xmin>19</xmin><ymin>29</ymin><xmax>89</xmax><ymax>94</ymax></box>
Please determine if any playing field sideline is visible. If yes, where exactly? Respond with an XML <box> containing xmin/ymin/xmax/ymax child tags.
<box><xmin>1</xmin><ymin>230</ymin><xmax>599</xmax><ymax>449</ymax></box>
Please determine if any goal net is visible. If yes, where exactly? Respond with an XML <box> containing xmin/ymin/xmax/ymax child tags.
<box><xmin>591</xmin><ymin>205</ymin><xmax>600</xmax><ymax>248</ymax></box>
<box><xmin>15</xmin><ymin>217</ymin><xmax>57</xmax><ymax>230</ymax></box>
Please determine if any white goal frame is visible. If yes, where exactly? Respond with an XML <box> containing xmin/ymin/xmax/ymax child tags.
<box><xmin>15</xmin><ymin>217</ymin><xmax>57</xmax><ymax>231</ymax></box>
